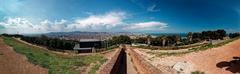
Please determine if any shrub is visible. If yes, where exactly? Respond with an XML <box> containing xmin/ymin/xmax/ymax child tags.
<box><xmin>191</xmin><ymin>71</ymin><xmax>205</xmax><ymax>74</ymax></box>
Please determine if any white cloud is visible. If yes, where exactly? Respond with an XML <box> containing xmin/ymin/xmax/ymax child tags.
<box><xmin>147</xmin><ymin>4</ymin><xmax>160</xmax><ymax>12</ymax></box>
<box><xmin>0</xmin><ymin>17</ymin><xmax>41</xmax><ymax>34</ymax></box>
<box><xmin>0</xmin><ymin>12</ymin><xmax>126</xmax><ymax>33</ymax></box>
<box><xmin>0</xmin><ymin>17</ymin><xmax>68</xmax><ymax>34</ymax></box>
<box><xmin>0</xmin><ymin>11</ymin><xmax>168</xmax><ymax>34</ymax></box>
<box><xmin>39</xmin><ymin>19</ymin><xmax>68</xmax><ymax>32</ymax></box>
<box><xmin>68</xmin><ymin>11</ymin><xmax>125</xmax><ymax>31</ymax></box>
<box><xmin>124</xmin><ymin>21</ymin><xmax>168</xmax><ymax>31</ymax></box>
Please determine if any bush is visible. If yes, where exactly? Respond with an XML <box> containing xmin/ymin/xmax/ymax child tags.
<box><xmin>112</xmin><ymin>35</ymin><xmax>131</xmax><ymax>44</ymax></box>
<box><xmin>229</xmin><ymin>33</ymin><xmax>240</xmax><ymax>38</ymax></box>
<box><xmin>21</xmin><ymin>35</ymin><xmax>78</xmax><ymax>50</ymax></box>
<box><xmin>191</xmin><ymin>71</ymin><xmax>205</xmax><ymax>74</ymax></box>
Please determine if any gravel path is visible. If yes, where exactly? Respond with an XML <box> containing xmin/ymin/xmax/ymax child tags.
<box><xmin>0</xmin><ymin>37</ymin><xmax>48</xmax><ymax>74</ymax></box>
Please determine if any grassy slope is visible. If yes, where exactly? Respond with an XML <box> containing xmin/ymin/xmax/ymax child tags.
<box><xmin>3</xmin><ymin>37</ymin><xmax>106</xmax><ymax>74</ymax></box>
<box><xmin>150</xmin><ymin>37</ymin><xmax>240</xmax><ymax>57</ymax></box>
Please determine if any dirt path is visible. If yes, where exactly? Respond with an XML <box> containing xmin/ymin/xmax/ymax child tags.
<box><xmin>0</xmin><ymin>37</ymin><xmax>48</xmax><ymax>74</ymax></box>
<box><xmin>126</xmin><ymin>52</ymin><xmax>138</xmax><ymax>74</ymax></box>
<box><xmin>149</xmin><ymin>39</ymin><xmax>240</xmax><ymax>74</ymax></box>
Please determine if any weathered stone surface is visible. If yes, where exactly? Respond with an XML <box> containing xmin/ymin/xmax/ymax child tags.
<box><xmin>172</xmin><ymin>61</ymin><xmax>192</xmax><ymax>74</ymax></box>
<box><xmin>127</xmin><ymin>47</ymin><xmax>164</xmax><ymax>74</ymax></box>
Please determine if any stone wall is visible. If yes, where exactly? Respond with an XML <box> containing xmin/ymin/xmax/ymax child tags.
<box><xmin>127</xmin><ymin>47</ymin><xmax>164</xmax><ymax>74</ymax></box>
<box><xmin>98</xmin><ymin>45</ymin><xmax>165</xmax><ymax>74</ymax></box>
<box><xmin>98</xmin><ymin>48</ymin><xmax>125</xmax><ymax>74</ymax></box>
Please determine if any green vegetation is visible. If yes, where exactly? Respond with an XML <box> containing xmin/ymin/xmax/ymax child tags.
<box><xmin>21</xmin><ymin>35</ymin><xmax>77</xmax><ymax>50</ymax></box>
<box><xmin>88</xmin><ymin>58</ymin><xmax>107</xmax><ymax>74</ymax></box>
<box><xmin>150</xmin><ymin>51</ymin><xmax>189</xmax><ymax>57</ymax></box>
<box><xmin>190</xmin><ymin>36</ymin><xmax>240</xmax><ymax>52</ymax></box>
<box><xmin>133</xmin><ymin>29</ymin><xmax>227</xmax><ymax>48</ymax></box>
<box><xmin>229</xmin><ymin>32</ymin><xmax>240</xmax><ymax>38</ymax></box>
<box><xmin>89</xmin><ymin>64</ymin><xmax>101</xmax><ymax>74</ymax></box>
<box><xmin>106</xmin><ymin>45</ymin><xmax>118</xmax><ymax>50</ymax></box>
<box><xmin>190</xmin><ymin>29</ymin><xmax>226</xmax><ymax>41</ymax></box>
<box><xmin>2</xmin><ymin>34</ymin><xmax>117</xmax><ymax>52</ymax></box>
<box><xmin>191</xmin><ymin>71</ymin><xmax>205</xmax><ymax>74</ymax></box>
<box><xmin>3</xmin><ymin>37</ymin><xmax>106</xmax><ymax>74</ymax></box>
<box><xmin>150</xmin><ymin>35</ymin><xmax>181</xmax><ymax>46</ymax></box>
<box><xmin>112</xmin><ymin>35</ymin><xmax>131</xmax><ymax>44</ymax></box>
<box><xmin>135</xmin><ymin>43</ymin><xmax>203</xmax><ymax>50</ymax></box>
<box><xmin>188</xmin><ymin>44</ymin><xmax>214</xmax><ymax>52</ymax></box>
<box><xmin>2</xmin><ymin>34</ymin><xmax>78</xmax><ymax>50</ymax></box>
<box><xmin>152</xmin><ymin>36</ymin><xmax>240</xmax><ymax>57</ymax></box>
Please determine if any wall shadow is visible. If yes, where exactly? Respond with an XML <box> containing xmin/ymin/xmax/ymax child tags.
<box><xmin>119</xmin><ymin>50</ymin><xmax>127</xmax><ymax>74</ymax></box>
<box><xmin>110</xmin><ymin>48</ymin><xmax>127</xmax><ymax>74</ymax></box>
<box><xmin>216</xmin><ymin>57</ymin><xmax>240</xmax><ymax>73</ymax></box>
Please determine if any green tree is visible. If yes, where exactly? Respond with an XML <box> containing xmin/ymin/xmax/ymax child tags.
<box><xmin>147</xmin><ymin>35</ymin><xmax>152</xmax><ymax>46</ymax></box>
<box><xmin>112</xmin><ymin>35</ymin><xmax>131</xmax><ymax>44</ymax></box>
<box><xmin>160</xmin><ymin>35</ymin><xmax>167</xmax><ymax>46</ymax></box>
<box><xmin>187</xmin><ymin>32</ymin><xmax>193</xmax><ymax>42</ymax></box>
<box><xmin>173</xmin><ymin>35</ymin><xmax>181</xmax><ymax>45</ymax></box>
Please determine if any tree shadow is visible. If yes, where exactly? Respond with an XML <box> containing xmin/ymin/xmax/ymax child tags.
<box><xmin>216</xmin><ymin>57</ymin><xmax>240</xmax><ymax>73</ymax></box>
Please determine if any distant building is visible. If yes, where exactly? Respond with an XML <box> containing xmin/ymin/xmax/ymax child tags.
<box><xmin>131</xmin><ymin>43</ymin><xmax>148</xmax><ymax>46</ymax></box>
<box><xmin>73</xmin><ymin>39</ymin><xmax>104</xmax><ymax>53</ymax></box>
<box><xmin>223</xmin><ymin>36</ymin><xmax>230</xmax><ymax>40</ymax></box>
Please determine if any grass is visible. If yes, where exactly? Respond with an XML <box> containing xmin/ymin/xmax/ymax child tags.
<box><xmin>190</xmin><ymin>36</ymin><xmax>240</xmax><ymax>52</ymax></box>
<box><xmin>152</xmin><ymin>37</ymin><xmax>240</xmax><ymax>57</ymax></box>
<box><xmin>88</xmin><ymin>64</ymin><xmax>101</xmax><ymax>74</ymax></box>
<box><xmin>135</xmin><ymin>43</ymin><xmax>203</xmax><ymax>50</ymax></box>
<box><xmin>106</xmin><ymin>45</ymin><xmax>118</xmax><ymax>50</ymax></box>
<box><xmin>88</xmin><ymin>58</ymin><xmax>107</xmax><ymax>74</ymax></box>
<box><xmin>96</xmin><ymin>45</ymin><xmax>118</xmax><ymax>52</ymax></box>
<box><xmin>191</xmin><ymin>71</ymin><xmax>205</xmax><ymax>74</ymax></box>
<box><xmin>189</xmin><ymin>44</ymin><xmax>214</xmax><ymax>52</ymax></box>
<box><xmin>2</xmin><ymin>37</ymin><xmax>107</xmax><ymax>74</ymax></box>
<box><xmin>147</xmin><ymin>44</ymin><xmax>211</xmax><ymax>57</ymax></box>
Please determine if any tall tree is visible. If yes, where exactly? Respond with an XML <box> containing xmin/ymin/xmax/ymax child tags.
<box><xmin>112</xmin><ymin>35</ymin><xmax>131</xmax><ymax>44</ymax></box>
<box><xmin>174</xmin><ymin>35</ymin><xmax>181</xmax><ymax>45</ymax></box>
<box><xmin>216</xmin><ymin>29</ymin><xmax>226</xmax><ymax>39</ymax></box>
<box><xmin>187</xmin><ymin>32</ymin><xmax>193</xmax><ymax>42</ymax></box>
<box><xmin>160</xmin><ymin>35</ymin><xmax>167</xmax><ymax>46</ymax></box>
<box><xmin>147</xmin><ymin>35</ymin><xmax>151</xmax><ymax>46</ymax></box>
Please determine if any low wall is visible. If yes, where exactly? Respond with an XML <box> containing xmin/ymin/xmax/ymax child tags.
<box><xmin>98</xmin><ymin>48</ymin><xmax>125</xmax><ymax>74</ymax></box>
<box><xmin>127</xmin><ymin>47</ymin><xmax>164</xmax><ymax>74</ymax></box>
<box><xmin>98</xmin><ymin>45</ymin><xmax>166</xmax><ymax>74</ymax></box>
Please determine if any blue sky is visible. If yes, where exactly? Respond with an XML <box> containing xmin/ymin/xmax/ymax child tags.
<box><xmin>0</xmin><ymin>0</ymin><xmax>239</xmax><ymax>34</ymax></box>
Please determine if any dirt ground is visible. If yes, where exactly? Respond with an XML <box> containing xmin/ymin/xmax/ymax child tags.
<box><xmin>126</xmin><ymin>51</ymin><xmax>138</xmax><ymax>74</ymax></box>
<box><xmin>0</xmin><ymin>37</ymin><xmax>48</xmax><ymax>74</ymax></box>
<box><xmin>134</xmin><ymin>39</ymin><xmax>240</xmax><ymax>74</ymax></box>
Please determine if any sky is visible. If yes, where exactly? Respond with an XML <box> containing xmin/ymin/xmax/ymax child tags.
<box><xmin>0</xmin><ymin>0</ymin><xmax>239</xmax><ymax>34</ymax></box>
